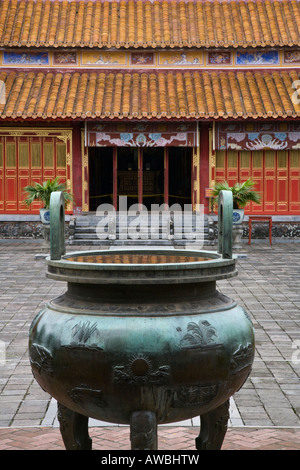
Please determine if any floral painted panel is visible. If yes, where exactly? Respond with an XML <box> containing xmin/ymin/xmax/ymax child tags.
<box><xmin>131</xmin><ymin>53</ymin><xmax>154</xmax><ymax>65</ymax></box>
<box><xmin>207</xmin><ymin>52</ymin><xmax>231</xmax><ymax>65</ymax></box>
<box><xmin>283</xmin><ymin>51</ymin><xmax>300</xmax><ymax>64</ymax></box>
<box><xmin>53</xmin><ymin>52</ymin><xmax>77</xmax><ymax>65</ymax></box>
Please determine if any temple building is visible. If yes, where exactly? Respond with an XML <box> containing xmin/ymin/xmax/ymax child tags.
<box><xmin>0</xmin><ymin>0</ymin><xmax>300</xmax><ymax>238</ymax></box>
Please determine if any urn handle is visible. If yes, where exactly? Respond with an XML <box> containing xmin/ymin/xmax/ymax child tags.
<box><xmin>50</xmin><ymin>191</ymin><xmax>66</xmax><ymax>260</ymax></box>
<box><xmin>217</xmin><ymin>190</ymin><xmax>233</xmax><ymax>259</ymax></box>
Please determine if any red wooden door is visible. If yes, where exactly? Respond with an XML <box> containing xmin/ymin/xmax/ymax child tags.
<box><xmin>215</xmin><ymin>149</ymin><xmax>300</xmax><ymax>215</ymax></box>
<box><xmin>251</xmin><ymin>151</ymin><xmax>263</xmax><ymax>214</ymax></box>
<box><xmin>0</xmin><ymin>134</ymin><xmax>68</xmax><ymax>213</ymax></box>
<box><xmin>0</xmin><ymin>138</ymin><xmax>3</xmax><ymax>212</ymax></box>
<box><xmin>289</xmin><ymin>150</ymin><xmax>300</xmax><ymax>213</ymax></box>
<box><xmin>5</xmin><ymin>137</ymin><xmax>18</xmax><ymax>212</ymax></box>
<box><xmin>277</xmin><ymin>151</ymin><xmax>289</xmax><ymax>213</ymax></box>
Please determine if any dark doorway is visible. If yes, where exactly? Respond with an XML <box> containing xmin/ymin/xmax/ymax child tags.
<box><xmin>117</xmin><ymin>147</ymin><xmax>139</xmax><ymax>209</ymax></box>
<box><xmin>88</xmin><ymin>146</ymin><xmax>192</xmax><ymax>212</ymax></box>
<box><xmin>88</xmin><ymin>147</ymin><xmax>113</xmax><ymax>211</ymax></box>
<box><xmin>142</xmin><ymin>148</ymin><xmax>164</xmax><ymax>209</ymax></box>
<box><xmin>168</xmin><ymin>147</ymin><xmax>192</xmax><ymax>208</ymax></box>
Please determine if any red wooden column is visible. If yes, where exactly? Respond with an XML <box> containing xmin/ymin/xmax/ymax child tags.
<box><xmin>72</xmin><ymin>123</ymin><xmax>83</xmax><ymax>211</ymax></box>
<box><xmin>199</xmin><ymin>122</ymin><xmax>210</xmax><ymax>214</ymax></box>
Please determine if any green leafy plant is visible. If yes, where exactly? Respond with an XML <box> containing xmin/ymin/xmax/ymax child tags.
<box><xmin>212</xmin><ymin>179</ymin><xmax>261</xmax><ymax>209</ymax></box>
<box><xmin>24</xmin><ymin>178</ymin><xmax>74</xmax><ymax>210</ymax></box>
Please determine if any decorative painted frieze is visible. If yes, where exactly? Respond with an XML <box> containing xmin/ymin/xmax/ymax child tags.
<box><xmin>159</xmin><ymin>51</ymin><xmax>203</xmax><ymax>66</ymax></box>
<box><xmin>0</xmin><ymin>49</ymin><xmax>298</xmax><ymax>69</ymax></box>
<box><xmin>236</xmin><ymin>50</ymin><xmax>279</xmax><ymax>66</ymax></box>
<box><xmin>85</xmin><ymin>123</ymin><xmax>198</xmax><ymax>148</ymax></box>
<box><xmin>82</xmin><ymin>51</ymin><xmax>127</xmax><ymax>66</ymax></box>
<box><xmin>53</xmin><ymin>52</ymin><xmax>77</xmax><ymax>65</ymax></box>
<box><xmin>207</xmin><ymin>51</ymin><xmax>232</xmax><ymax>65</ymax></box>
<box><xmin>215</xmin><ymin>122</ymin><xmax>300</xmax><ymax>151</ymax></box>
<box><xmin>131</xmin><ymin>52</ymin><xmax>154</xmax><ymax>65</ymax></box>
<box><xmin>3</xmin><ymin>51</ymin><xmax>49</xmax><ymax>65</ymax></box>
<box><xmin>283</xmin><ymin>51</ymin><xmax>300</xmax><ymax>64</ymax></box>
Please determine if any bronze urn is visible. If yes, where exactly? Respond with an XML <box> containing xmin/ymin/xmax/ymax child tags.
<box><xmin>29</xmin><ymin>191</ymin><xmax>254</xmax><ymax>450</ymax></box>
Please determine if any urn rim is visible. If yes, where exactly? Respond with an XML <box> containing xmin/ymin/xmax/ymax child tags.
<box><xmin>46</xmin><ymin>248</ymin><xmax>238</xmax><ymax>285</ymax></box>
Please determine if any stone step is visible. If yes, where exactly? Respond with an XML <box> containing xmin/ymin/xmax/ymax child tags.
<box><xmin>69</xmin><ymin>214</ymin><xmax>214</xmax><ymax>246</ymax></box>
<box><xmin>68</xmin><ymin>238</ymin><xmax>215</xmax><ymax>247</ymax></box>
<box><xmin>73</xmin><ymin>226</ymin><xmax>209</xmax><ymax>235</ymax></box>
<box><xmin>74</xmin><ymin>222</ymin><xmax>206</xmax><ymax>229</ymax></box>
<box><xmin>72</xmin><ymin>235</ymin><xmax>209</xmax><ymax>243</ymax></box>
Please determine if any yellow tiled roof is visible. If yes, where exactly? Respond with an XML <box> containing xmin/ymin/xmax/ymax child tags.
<box><xmin>1</xmin><ymin>69</ymin><xmax>300</xmax><ymax>120</ymax></box>
<box><xmin>0</xmin><ymin>0</ymin><xmax>299</xmax><ymax>49</ymax></box>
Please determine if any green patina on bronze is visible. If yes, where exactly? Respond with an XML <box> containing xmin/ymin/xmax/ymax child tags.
<box><xmin>50</xmin><ymin>191</ymin><xmax>65</xmax><ymax>261</ymax></box>
<box><xmin>29</xmin><ymin>191</ymin><xmax>254</xmax><ymax>451</ymax></box>
<box><xmin>218</xmin><ymin>190</ymin><xmax>233</xmax><ymax>260</ymax></box>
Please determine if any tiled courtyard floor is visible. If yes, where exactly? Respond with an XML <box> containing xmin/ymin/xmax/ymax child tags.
<box><xmin>0</xmin><ymin>239</ymin><xmax>300</xmax><ymax>450</ymax></box>
<box><xmin>0</xmin><ymin>426</ymin><xmax>300</xmax><ymax>450</ymax></box>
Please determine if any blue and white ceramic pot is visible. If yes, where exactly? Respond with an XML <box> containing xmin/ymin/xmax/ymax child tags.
<box><xmin>232</xmin><ymin>209</ymin><xmax>244</xmax><ymax>225</ymax></box>
<box><xmin>40</xmin><ymin>208</ymin><xmax>50</xmax><ymax>225</ymax></box>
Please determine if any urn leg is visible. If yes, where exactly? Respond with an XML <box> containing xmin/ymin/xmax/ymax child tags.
<box><xmin>57</xmin><ymin>402</ymin><xmax>92</xmax><ymax>450</ymax></box>
<box><xmin>196</xmin><ymin>399</ymin><xmax>230</xmax><ymax>450</ymax></box>
<box><xmin>130</xmin><ymin>410</ymin><xmax>157</xmax><ymax>450</ymax></box>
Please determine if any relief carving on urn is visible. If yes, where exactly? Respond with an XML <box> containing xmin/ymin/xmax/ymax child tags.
<box><xmin>113</xmin><ymin>354</ymin><xmax>170</xmax><ymax>385</ymax></box>
<box><xmin>180</xmin><ymin>320</ymin><xmax>222</xmax><ymax>350</ymax></box>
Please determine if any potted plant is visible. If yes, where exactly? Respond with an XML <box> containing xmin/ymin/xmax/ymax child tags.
<box><xmin>212</xmin><ymin>179</ymin><xmax>260</xmax><ymax>225</ymax></box>
<box><xmin>24</xmin><ymin>178</ymin><xmax>74</xmax><ymax>225</ymax></box>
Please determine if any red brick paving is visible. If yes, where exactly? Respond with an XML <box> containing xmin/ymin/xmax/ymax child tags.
<box><xmin>0</xmin><ymin>427</ymin><xmax>300</xmax><ymax>450</ymax></box>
